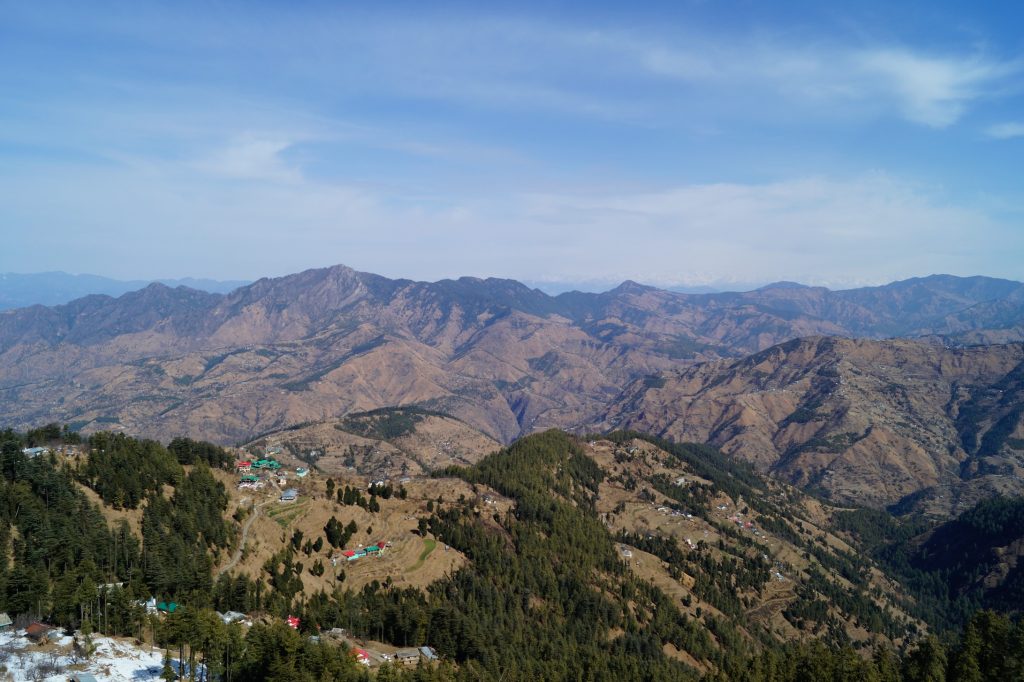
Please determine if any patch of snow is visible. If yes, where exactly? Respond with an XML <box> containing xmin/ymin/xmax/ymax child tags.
<box><xmin>0</xmin><ymin>630</ymin><xmax>186</xmax><ymax>682</ymax></box>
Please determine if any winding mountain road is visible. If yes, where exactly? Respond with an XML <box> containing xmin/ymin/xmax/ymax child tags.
<box><xmin>217</xmin><ymin>499</ymin><xmax>270</xmax><ymax>578</ymax></box>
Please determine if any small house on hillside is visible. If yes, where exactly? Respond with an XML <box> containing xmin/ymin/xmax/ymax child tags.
<box><xmin>280</xmin><ymin>488</ymin><xmax>298</xmax><ymax>503</ymax></box>
<box><xmin>69</xmin><ymin>674</ymin><xmax>100</xmax><ymax>682</ymax></box>
<box><xmin>396</xmin><ymin>649</ymin><xmax>419</xmax><ymax>667</ymax></box>
<box><xmin>156</xmin><ymin>601</ymin><xmax>178</xmax><ymax>614</ymax></box>
<box><xmin>352</xmin><ymin>648</ymin><xmax>371</xmax><ymax>666</ymax></box>
<box><xmin>218</xmin><ymin>611</ymin><xmax>247</xmax><ymax>624</ymax></box>
<box><xmin>419</xmin><ymin>646</ymin><xmax>438</xmax><ymax>662</ymax></box>
<box><xmin>0</xmin><ymin>613</ymin><xmax>12</xmax><ymax>630</ymax></box>
<box><xmin>254</xmin><ymin>459</ymin><xmax>281</xmax><ymax>470</ymax></box>
<box><xmin>236</xmin><ymin>461</ymin><xmax>252</xmax><ymax>473</ymax></box>
<box><xmin>25</xmin><ymin>622</ymin><xmax>50</xmax><ymax>643</ymax></box>
<box><xmin>295</xmin><ymin>467</ymin><xmax>308</xmax><ymax>478</ymax></box>
<box><xmin>22</xmin><ymin>447</ymin><xmax>47</xmax><ymax>458</ymax></box>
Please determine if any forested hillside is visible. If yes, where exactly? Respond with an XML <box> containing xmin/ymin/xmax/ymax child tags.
<box><xmin>0</xmin><ymin>424</ymin><xmax>1022</xmax><ymax>680</ymax></box>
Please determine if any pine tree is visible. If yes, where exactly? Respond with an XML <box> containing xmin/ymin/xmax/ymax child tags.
<box><xmin>904</xmin><ymin>636</ymin><xmax>947</xmax><ymax>682</ymax></box>
<box><xmin>161</xmin><ymin>650</ymin><xmax>177</xmax><ymax>682</ymax></box>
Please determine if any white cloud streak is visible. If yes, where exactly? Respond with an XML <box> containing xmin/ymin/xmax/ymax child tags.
<box><xmin>14</xmin><ymin>6</ymin><xmax>1018</xmax><ymax>130</ymax></box>
<box><xmin>196</xmin><ymin>134</ymin><xmax>302</xmax><ymax>183</ymax></box>
<box><xmin>985</xmin><ymin>121</ymin><xmax>1024</xmax><ymax>139</ymax></box>
<box><xmin>853</xmin><ymin>50</ymin><xmax>1021</xmax><ymax>127</ymax></box>
<box><xmin>337</xmin><ymin>23</ymin><xmax>1024</xmax><ymax>128</ymax></box>
<box><xmin>631</xmin><ymin>38</ymin><xmax>1021</xmax><ymax>128</ymax></box>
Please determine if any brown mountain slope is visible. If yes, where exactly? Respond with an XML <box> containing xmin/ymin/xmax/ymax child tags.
<box><xmin>1</xmin><ymin>265</ymin><xmax>1022</xmax><ymax>446</ymax></box>
<box><xmin>594</xmin><ymin>337</ymin><xmax>1024</xmax><ymax>514</ymax></box>
<box><xmin>242</xmin><ymin>408</ymin><xmax>501</xmax><ymax>480</ymax></box>
<box><xmin>587</xmin><ymin>436</ymin><xmax>921</xmax><ymax>647</ymax></box>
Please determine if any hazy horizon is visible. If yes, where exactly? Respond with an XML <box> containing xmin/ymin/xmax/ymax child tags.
<box><xmin>2</xmin><ymin>1</ymin><xmax>1022</xmax><ymax>287</ymax></box>
<box><xmin>4</xmin><ymin>265</ymin><xmax>1023</xmax><ymax>302</ymax></box>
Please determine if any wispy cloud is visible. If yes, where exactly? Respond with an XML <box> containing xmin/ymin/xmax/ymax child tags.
<box><xmin>196</xmin><ymin>134</ymin><xmax>302</xmax><ymax>183</ymax></box>
<box><xmin>985</xmin><ymin>121</ymin><xmax>1024</xmax><ymax>139</ymax></box>
<box><xmin>854</xmin><ymin>49</ymin><xmax>1021</xmax><ymax>127</ymax></box>
<box><xmin>630</xmin><ymin>38</ymin><xmax>1022</xmax><ymax>128</ymax></box>
<box><xmin>2</xmin><ymin>4</ymin><xmax>1022</xmax><ymax>286</ymax></box>
<box><xmin>6</xmin><ymin>5</ymin><xmax>1021</xmax><ymax>133</ymax></box>
<box><xmin>350</xmin><ymin>24</ymin><xmax>1023</xmax><ymax>128</ymax></box>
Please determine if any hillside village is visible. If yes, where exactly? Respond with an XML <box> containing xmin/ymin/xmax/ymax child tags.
<box><xmin>0</xmin><ymin>430</ymin><xmax>472</xmax><ymax>679</ymax></box>
<box><xmin>2</xmin><ymin>422</ymin><xmax>1022</xmax><ymax>680</ymax></box>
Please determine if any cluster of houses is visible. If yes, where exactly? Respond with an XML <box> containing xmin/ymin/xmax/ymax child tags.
<box><xmin>237</xmin><ymin>458</ymin><xmax>309</xmax><ymax>494</ymax></box>
<box><xmin>727</xmin><ymin>513</ymin><xmax>765</xmax><ymax>538</ymax></box>
<box><xmin>1</xmin><ymin>608</ymin><xmax>441</xmax><ymax>671</ymax></box>
<box><xmin>238</xmin><ymin>474</ymin><xmax>264</xmax><ymax>490</ymax></box>
<box><xmin>655</xmin><ymin>505</ymin><xmax>693</xmax><ymax>519</ymax></box>
<box><xmin>235</xmin><ymin>454</ymin><xmax>307</xmax><ymax>491</ymax></box>
<box><xmin>237</xmin><ymin>458</ymin><xmax>282</xmax><ymax>473</ymax></box>
<box><xmin>319</xmin><ymin>627</ymin><xmax>440</xmax><ymax>668</ymax></box>
<box><xmin>394</xmin><ymin>646</ymin><xmax>439</xmax><ymax>667</ymax></box>
<box><xmin>348</xmin><ymin>644</ymin><xmax>438</xmax><ymax>668</ymax></box>
<box><xmin>0</xmin><ymin>613</ymin><xmax>53</xmax><ymax>645</ymax></box>
<box><xmin>18</xmin><ymin>445</ymin><xmax>79</xmax><ymax>460</ymax></box>
<box><xmin>140</xmin><ymin>598</ymin><xmax>179</xmax><ymax>615</ymax></box>
<box><xmin>3</xmin><ymin>602</ymin><xmax>443</xmax><ymax>670</ymax></box>
<box><xmin>331</xmin><ymin>542</ymin><xmax>389</xmax><ymax>565</ymax></box>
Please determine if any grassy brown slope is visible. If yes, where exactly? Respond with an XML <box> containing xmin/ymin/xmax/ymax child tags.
<box><xmin>596</xmin><ymin>337</ymin><xmax>1024</xmax><ymax>514</ymax></box>
<box><xmin>589</xmin><ymin>437</ymin><xmax>922</xmax><ymax>648</ymax></box>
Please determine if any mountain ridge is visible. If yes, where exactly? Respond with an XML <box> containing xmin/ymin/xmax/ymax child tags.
<box><xmin>1</xmin><ymin>264</ymin><xmax>1023</xmax><ymax>503</ymax></box>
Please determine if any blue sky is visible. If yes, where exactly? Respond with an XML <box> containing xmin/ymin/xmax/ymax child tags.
<box><xmin>1</xmin><ymin>0</ymin><xmax>1022</xmax><ymax>289</ymax></box>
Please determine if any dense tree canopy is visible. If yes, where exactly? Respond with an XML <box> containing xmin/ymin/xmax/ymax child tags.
<box><xmin>1</xmin><ymin>425</ymin><xmax>1023</xmax><ymax>681</ymax></box>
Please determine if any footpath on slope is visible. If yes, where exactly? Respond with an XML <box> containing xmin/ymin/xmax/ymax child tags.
<box><xmin>216</xmin><ymin>499</ymin><xmax>271</xmax><ymax>578</ymax></box>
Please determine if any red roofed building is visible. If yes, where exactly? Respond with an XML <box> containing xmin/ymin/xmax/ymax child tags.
<box><xmin>352</xmin><ymin>648</ymin><xmax>371</xmax><ymax>666</ymax></box>
<box><xmin>237</xmin><ymin>461</ymin><xmax>252</xmax><ymax>473</ymax></box>
<box><xmin>286</xmin><ymin>616</ymin><xmax>300</xmax><ymax>630</ymax></box>
<box><xmin>25</xmin><ymin>622</ymin><xmax>50</xmax><ymax>643</ymax></box>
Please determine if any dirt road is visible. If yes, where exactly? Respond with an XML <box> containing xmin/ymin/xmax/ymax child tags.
<box><xmin>217</xmin><ymin>499</ymin><xmax>270</xmax><ymax>578</ymax></box>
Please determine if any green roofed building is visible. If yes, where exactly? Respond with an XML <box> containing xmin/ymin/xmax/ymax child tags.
<box><xmin>157</xmin><ymin>601</ymin><xmax>178</xmax><ymax>613</ymax></box>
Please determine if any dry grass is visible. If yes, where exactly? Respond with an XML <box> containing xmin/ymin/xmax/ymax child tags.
<box><xmin>212</xmin><ymin>467</ymin><xmax>476</xmax><ymax>594</ymax></box>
